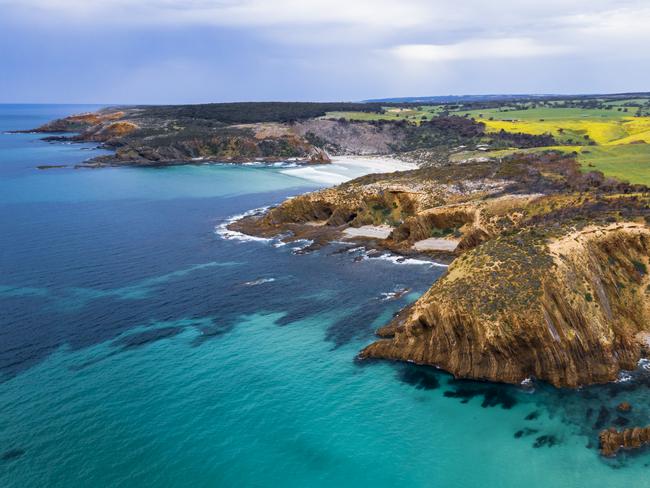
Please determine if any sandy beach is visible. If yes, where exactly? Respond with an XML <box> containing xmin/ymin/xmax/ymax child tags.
<box><xmin>280</xmin><ymin>155</ymin><xmax>417</xmax><ymax>185</ymax></box>
<box><xmin>343</xmin><ymin>225</ymin><xmax>393</xmax><ymax>239</ymax></box>
<box><xmin>413</xmin><ymin>238</ymin><xmax>460</xmax><ymax>251</ymax></box>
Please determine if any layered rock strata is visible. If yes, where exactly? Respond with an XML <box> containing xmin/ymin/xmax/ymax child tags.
<box><xmin>599</xmin><ymin>426</ymin><xmax>650</xmax><ymax>457</ymax></box>
<box><xmin>235</xmin><ymin>152</ymin><xmax>650</xmax><ymax>387</ymax></box>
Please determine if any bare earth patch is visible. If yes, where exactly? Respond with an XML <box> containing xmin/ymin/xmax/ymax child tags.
<box><xmin>413</xmin><ymin>238</ymin><xmax>460</xmax><ymax>252</ymax></box>
<box><xmin>343</xmin><ymin>225</ymin><xmax>393</xmax><ymax>239</ymax></box>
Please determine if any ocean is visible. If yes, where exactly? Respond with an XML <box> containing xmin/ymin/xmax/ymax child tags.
<box><xmin>2</xmin><ymin>104</ymin><xmax>650</xmax><ymax>487</ymax></box>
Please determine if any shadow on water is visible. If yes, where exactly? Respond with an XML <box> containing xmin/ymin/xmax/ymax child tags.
<box><xmin>114</xmin><ymin>327</ymin><xmax>184</xmax><ymax>349</ymax></box>
<box><xmin>396</xmin><ymin>363</ymin><xmax>440</xmax><ymax>390</ymax></box>
<box><xmin>1</xmin><ymin>448</ymin><xmax>25</xmax><ymax>462</ymax></box>
<box><xmin>385</xmin><ymin>360</ymin><xmax>650</xmax><ymax>466</ymax></box>
<box><xmin>1</xmin><ymin>196</ymin><xmax>437</xmax><ymax>381</ymax></box>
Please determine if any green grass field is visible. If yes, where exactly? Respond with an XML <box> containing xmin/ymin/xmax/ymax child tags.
<box><xmin>327</xmin><ymin>98</ymin><xmax>650</xmax><ymax>185</ymax></box>
<box><xmin>458</xmin><ymin>106</ymin><xmax>638</xmax><ymax>121</ymax></box>
<box><xmin>576</xmin><ymin>145</ymin><xmax>650</xmax><ymax>185</ymax></box>
<box><xmin>325</xmin><ymin>105</ymin><xmax>445</xmax><ymax>124</ymax></box>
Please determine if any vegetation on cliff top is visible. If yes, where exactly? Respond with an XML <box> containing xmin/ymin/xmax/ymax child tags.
<box><xmin>233</xmin><ymin>145</ymin><xmax>650</xmax><ymax>388</ymax></box>
<box><xmin>329</xmin><ymin>95</ymin><xmax>650</xmax><ymax>184</ymax></box>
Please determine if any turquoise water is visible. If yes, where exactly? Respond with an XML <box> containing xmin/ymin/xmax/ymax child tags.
<box><xmin>2</xmin><ymin>105</ymin><xmax>650</xmax><ymax>487</ymax></box>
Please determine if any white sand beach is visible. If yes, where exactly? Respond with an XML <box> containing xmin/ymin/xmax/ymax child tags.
<box><xmin>280</xmin><ymin>155</ymin><xmax>416</xmax><ymax>185</ymax></box>
<box><xmin>413</xmin><ymin>238</ymin><xmax>460</xmax><ymax>252</ymax></box>
<box><xmin>343</xmin><ymin>225</ymin><xmax>393</xmax><ymax>239</ymax></box>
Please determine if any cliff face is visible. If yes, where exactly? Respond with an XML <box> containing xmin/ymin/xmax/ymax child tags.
<box><xmin>35</xmin><ymin>110</ymin><xmax>334</xmax><ymax>166</ymax></box>
<box><xmin>234</xmin><ymin>152</ymin><xmax>650</xmax><ymax>388</ymax></box>
<box><xmin>29</xmin><ymin>107</ymin><xmax>417</xmax><ymax>166</ymax></box>
<box><xmin>33</xmin><ymin>111</ymin><xmax>125</xmax><ymax>132</ymax></box>
<box><xmin>361</xmin><ymin>223</ymin><xmax>650</xmax><ymax>387</ymax></box>
<box><xmin>600</xmin><ymin>426</ymin><xmax>650</xmax><ymax>457</ymax></box>
<box><xmin>31</xmin><ymin>105</ymin><xmax>556</xmax><ymax>167</ymax></box>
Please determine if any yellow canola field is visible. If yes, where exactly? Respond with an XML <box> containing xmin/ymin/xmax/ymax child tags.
<box><xmin>482</xmin><ymin>117</ymin><xmax>650</xmax><ymax>146</ymax></box>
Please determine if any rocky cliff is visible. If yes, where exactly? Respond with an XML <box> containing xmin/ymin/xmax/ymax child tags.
<box><xmin>599</xmin><ymin>426</ymin><xmax>650</xmax><ymax>457</ymax></box>
<box><xmin>361</xmin><ymin>222</ymin><xmax>650</xmax><ymax>387</ymax></box>
<box><xmin>28</xmin><ymin>105</ymin><xmax>416</xmax><ymax>166</ymax></box>
<box><xmin>30</xmin><ymin>104</ymin><xmax>556</xmax><ymax>167</ymax></box>
<box><xmin>32</xmin><ymin>109</ymin><xmax>336</xmax><ymax>166</ymax></box>
<box><xmin>234</xmin><ymin>151</ymin><xmax>650</xmax><ymax>388</ymax></box>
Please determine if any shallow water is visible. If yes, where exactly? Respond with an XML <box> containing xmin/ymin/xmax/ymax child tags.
<box><xmin>2</xmin><ymin>105</ymin><xmax>650</xmax><ymax>487</ymax></box>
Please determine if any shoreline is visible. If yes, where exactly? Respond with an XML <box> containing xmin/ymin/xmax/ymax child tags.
<box><xmin>279</xmin><ymin>155</ymin><xmax>418</xmax><ymax>185</ymax></box>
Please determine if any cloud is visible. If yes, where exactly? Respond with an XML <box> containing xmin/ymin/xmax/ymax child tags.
<box><xmin>559</xmin><ymin>5</ymin><xmax>650</xmax><ymax>41</ymax></box>
<box><xmin>0</xmin><ymin>0</ymin><xmax>436</xmax><ymax>28</ymax></box>
<box><xmin>2</xmin><ymin>0</ymin><xmax>650</xmax><ymax>102</ymax></box>
<box><xmin>390</xmin><ymin>38</ymin><xmax>568</xmax><ymax>63</ymax></box>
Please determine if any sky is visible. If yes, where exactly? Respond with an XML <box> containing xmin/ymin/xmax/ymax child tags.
<box><xmin>1</xmin><ymin>0</ymin><xmax>650</xmax><ymax>104</ymax></box>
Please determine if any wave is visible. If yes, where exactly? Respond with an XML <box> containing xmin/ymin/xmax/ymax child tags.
<box><xmin>379</xmin><ymin>287</ymin><xmax>411</xmax><ymax>301</ymax></box>
<box><xmin>369</xmin><ymin>252</ymin><xmax>448</xmax><ymax>268</ymax></box>
<box><xmin>242</xmin><ymin>278</ymin><xmax>276</xmax><ymax>286</ymax></box>
<box><xmin>216</xmin><ymin>209</ymin><xmax>449</xmax><ymax>270</ymax></box>
<box><xmin>616</xmin><ymin>371</ymin><xmax>633</xmax><ymax>383</ymax></box>
<box><xmin>214</xmin><ymin>206</ymin><xmax>274</xmax><ymax>243</ymax></box>
<box><xmin>639</xmin><ymin>358</ymin><xmax>650</xmax><ymax>371</ymax></box>
<box><xmin>291</xmin><ymin>239</ymin><xmax>314</xmax><ymax>254</ymax></box>
<box><xmin>242</xmin><ymin>161</ymin><xmax>301</xmax><ymax>168</ymax></box>
<box><xmin>280</xmin><ymin>156</ymin><xmax>417</xmax><ymax>186</ymax></box>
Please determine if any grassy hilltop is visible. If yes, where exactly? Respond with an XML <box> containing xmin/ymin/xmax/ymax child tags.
<box><xmin>328</xmin><ymin>95</ymin><xmax>650</xmax><ymax>185</ymax></box>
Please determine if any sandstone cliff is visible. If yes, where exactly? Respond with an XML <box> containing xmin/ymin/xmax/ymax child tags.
<box><xmin>599</xmin><ymin>426</ymin><xmax>650</xmax><ymax>457</ymax></box>
<box><xmin>361</xmin><ymin>222</ymin><xmax>650</xmax><ymax>387</ymax></box>
<box><xmin>28</xmin><ymin>106</ymin><xmax>416</xmax><ymax>166</ymax></box>
<box><xmin>234</xmin><ymin>152</ymin><xmax>650</xmax><ymax>388</ymax></box>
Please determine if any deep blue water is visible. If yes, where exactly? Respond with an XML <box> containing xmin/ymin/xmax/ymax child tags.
<box><xmin>2</xmin><ymin>105</ymin><xmax>650</xmax><ymax>487</ymax></box>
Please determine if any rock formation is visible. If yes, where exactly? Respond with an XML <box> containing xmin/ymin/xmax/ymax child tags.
<box><xmin>599</xmin><ymin>426</ymin><xmax>650</xmax><ymax>457</ymax></box>
<box><xmin>361</xmin><ymin>222</ymin><xmax>650</xmax><ymax>387</ymax></box>
<box><xmin>235</xmin><ymin>151</ymin><xmax>650</xmax><ymax>388</ymax></box>
<box><xmin>617</xmin><ymin>402</ymin><xmax>632</xmax><ymax>413</ymax></box>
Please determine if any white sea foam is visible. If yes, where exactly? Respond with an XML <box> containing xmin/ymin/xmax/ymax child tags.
<box><xmin>346</xmin><ymin>246</ymin><xmax>366</xmax><ymax>253</ymax></box>
<box><xmin>368</xmin><ymin>252</ymin><xmax>449</xmax><ymax>268</ymax></box>
<box><xmin>291</xmin><ymin>239</ymin><xmax>314</xmax><ymax>253</ymax></box>
<box><xmin>379</xmin><ymin>287</ymin><xmax>410</xmax><ymax>301</ymax></box>
<box><xmin>242</xmin><ymin>278</ymin><xmax>276</xmax><ymax>286</ymax></box>
<box><xmin>241</xmin><ymin>161</ymin><xmax>300</xmax><ymax>168</ymax></box>
<box><xmin>616</xmin><ymin>371</ymin><xmax>633</xmax><ymax>383</ymax></box>
<box><xmin>519</xmin><ymin>378</ymin><xmax>536</xmax><ymax>393</ymax></box>
<box><xmin>215</xmin><ymin>206</ymin><xmax>273</xmax><ymax>243</ymax></box>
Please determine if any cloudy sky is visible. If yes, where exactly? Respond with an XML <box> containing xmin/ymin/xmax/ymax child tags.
<box><xmin>2</xmin><ymin>0</ymin><xmax>650</xmax><ymax>103</ymax></box>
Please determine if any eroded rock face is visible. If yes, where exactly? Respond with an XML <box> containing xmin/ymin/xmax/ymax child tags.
<box><xmin>617</xmin><ymin>402</ymin><xmax>632</xmax><ymax>413</ymax></box>
<box><xmin>361</xmin><ymin>223</ymin><xmax>650</xmax><ymax>387</ymax></box>
<box><xmin>599</xmin><ymin>426</ymin><xmax>650</xmax><ymax>457</ymax></box>
<box><xmin>31</xmin><ymin>109</ymin><xmax>338</xmax><ymax>166</ymax></box>
<box><xmin>33</xmin><ymin>111</ymin><xmax>124</xmax><ymax>132</ymax></box>
<box><xmin>233</xmin><ymin>151</ymin><xmax>650</xmax><ymax>388</ymax></box>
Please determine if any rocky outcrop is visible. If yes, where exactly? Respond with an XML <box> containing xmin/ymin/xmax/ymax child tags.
<box><xmin>599</xmin><ymin>426</ymin><xmax>650</xmax><ymax>457</ymax></box>
<box><xmin>81</xmin><ymin>121</ymin><xmax>139</xmax><ymax>141</ymax></box>
<box><xmin>32</xmin><ymin>111</ymin><xmax>125</xmax><ymax>133</ymax></box>
<box><xmin>30</xmin><ymin>108</ymin><xmax>338</xmax><ymax>166</ymax></box>
<box><xmin>617</xmin><ymin>402</ymin><xmax>632</xmax><ymax>413</ymax></box>
<box><xmin>29</xmin><ymin>107</ymin><xmax>426</xmax><ymax>167</ymax></box>
<box><xmin>361</xmin><ymin>223</ymin><xmax>650</xmax><ymax>387</ymax></box>
<box><xmin>231</xmin><ymin>164</ymin><xmax>517</xmax><ymax>254</ymax></box>
<box><xmin>232</xmin><ymin>149</ymin><xmax>650</xmax><ymax>388</ymax></box>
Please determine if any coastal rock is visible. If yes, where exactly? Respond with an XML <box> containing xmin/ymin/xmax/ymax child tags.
<box><xmin>232</xmin><ymin>150</ymin><xmax>650</xmax><ymax>388</ymax></box>
<box><xmin>32</xmin><ymin>111</ymin><xmax>124</xmax><ymax>132</ymax></box>
<box><xmin>617</xmin><ymin>402</ymin><xmax>632</xmax><ymax>413</ymax></box>
<box><xmin>83</xmin><ymin>121</ymin><xmax>139</xmax><ymax>141</ymax></box>
<box><xmin>29</xmin><ymin>106</ymin><xmax>416</xmax><ymax>166</ymax></box>
<box><xmin>599</xmin><ymin>426</ymin><xmax>650</xmax><ymax>457</ymax></box>
<box><xmin>361</xmin><ymin>222</ymin><xmax>650</xmax><ymax>387</ymax></box>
